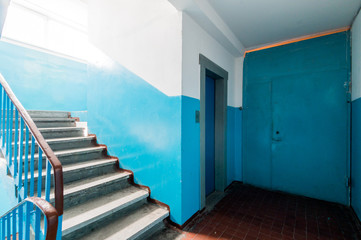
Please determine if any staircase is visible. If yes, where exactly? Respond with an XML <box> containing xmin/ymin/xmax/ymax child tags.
<box><xmin>26</xmin><ymin>110</ymin><xmax>170</xmax><ymax>240</ymax></box>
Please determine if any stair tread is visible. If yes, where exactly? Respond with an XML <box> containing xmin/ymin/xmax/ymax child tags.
<box><xmin>27</xmin><ymin>110</ymin><xmax>70</xmax><ymax>117</ymax></box>
<box><xmin>49</xmin><ymin>171</ymin><xmax>131</xmax><ymax>200</ymax></box>
<box><xmin>25</xmin><ymin>158</ymin><xmax>118</xmax><ymax>180</ymax></box>
<box><xmin>7</xmin><ymin>118</ymin><xmax>75</xmax><ymax>122</ymax></box>
<box><xmin>21</xmin><ymin>146</ymin><xmax>105</xmax><ymax>160</ymax></box>
<box><xmin>78</xmin><ymin>203</ymin><xmax>169</xmax><ymax>240</ymax></box>
<box><xmin>38</xmin><ymin>127</ymin><xmax>83</xmax><ymax>132</ymax></box>
<box><xmin>47</xmin><ymin>146</ymin><xmax>105</xmax><ymax>156</ymax></box>
<box><xmin>12</xmin><ymin>136</ymin><xmax>95</xmax><ymax>145</ymax></box>
<box><xmin>62</xmin><ymin>186</ymin><xmax>149</xmax><ymax>235</ymax></box>
<box><xmin>3</xmin><ymin>127</ymin><xmax>83</xmax><ymax>132</ymax></box>
<box><xmin>28</xmin><ymin>110</ymin><xmax>70</xmax><ymax>114</ymax></box>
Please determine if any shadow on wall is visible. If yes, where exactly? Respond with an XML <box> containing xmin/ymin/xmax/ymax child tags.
<box><xmin>87</xmin><ymin>61</ymin><xmax>183</xmax><ymax>224</ymax></box>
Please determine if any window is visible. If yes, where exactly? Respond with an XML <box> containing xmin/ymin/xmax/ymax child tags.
<box><xmin>2</xmin><ymin>0</ymin><xmax>91</xmax><ymax>61</ymax></box>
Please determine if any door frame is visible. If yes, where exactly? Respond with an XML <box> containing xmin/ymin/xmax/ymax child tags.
<box><xmin>199</xmin><ymin>54</ymin><xmax>228</xmax><ymax>209</ymax></box>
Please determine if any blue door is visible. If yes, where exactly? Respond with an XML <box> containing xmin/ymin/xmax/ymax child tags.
<box><xmin>205</xmin><ymin>76</ymin><xmax>215</xmax><ymax>196</ymax></box>
<box><xmin>271</xmin><ymin>71</ymin><xmax>349</xmax><ymax>204</ymax></box>
<box><xmin>243</xmin><ymin>32</ymin><xmax>350</xmax><ymax>205</ymax></box>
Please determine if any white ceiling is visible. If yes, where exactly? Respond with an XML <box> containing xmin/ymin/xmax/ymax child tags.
<box><xmin>169</xmin><ymin>0</ymin><xmax>361</xmax><ymax>54</ymax></box>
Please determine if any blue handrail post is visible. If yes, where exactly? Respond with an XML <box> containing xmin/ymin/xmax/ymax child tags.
<box><xmin>14</xmin><ymin>109</ymin><xmax>19</xmax><ymax>178</ymax></box>
<box><xmin>18</xmin><ymin>201</ymin><xmax>23</xmax><ymax>239</ymax></box>
<box><xmin>24</xmin><ymin>127</ymin><xmax>29</xmax><ymax>199</ymax></box>
<box><xmin>6</xmin><ymin>96</ymin><xmax>9</xmax><ymax>158</ymax></box>
<box><xmin>56</xmin><ymin>215</ymin><xmax>63</xmax><ymax>240</ymax></box>
<box><xmin>30</xmin><ymin>136</ymin><xmax>35</xmax><ymax>197</ymax></box>
<box><xmin>1</xmin><ymin>89</ymin><xmax>5</xmax><ymax>148</ymax></box>
<box><xmin>18</xmin><ymin>119</ymin><xmax>24</xmax><ymax>202</ymax></box>
<box><xmin>8</xmin><ymin>103</ymin><xmax>13</xmax><ymax>168</ymax></box>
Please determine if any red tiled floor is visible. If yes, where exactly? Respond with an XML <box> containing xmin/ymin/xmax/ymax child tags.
<box><xmin>181</xmin><ymin>183</ymin><xmax>361</xmax><ymax>240</ymax></box>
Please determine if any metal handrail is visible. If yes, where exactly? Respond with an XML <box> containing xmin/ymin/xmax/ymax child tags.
<box><xmin>0</xmin><ymin>197</ymin><xmax>58</xmax><ymax>240</ymax></box>
<box><xmin>0</xmin><ymin>74</ymin><xmax>63</xmax><ymax>216</ymax></box>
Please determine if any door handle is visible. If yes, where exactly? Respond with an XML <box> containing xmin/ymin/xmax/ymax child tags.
<box><xmin>273</xmin><ymin>131</ymin><xmax>281</xmax><ymax>142</ymax></box>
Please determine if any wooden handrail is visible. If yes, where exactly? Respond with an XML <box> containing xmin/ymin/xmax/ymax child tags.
<box><xmin>0</xmin><ymin>197</ymin><xmax>59</xmax><ymax>240</ymax></box>
<box><xmin>0</xmin><ymin>74</ymin><xmax>63</xmax><ymax>215</ymax></box>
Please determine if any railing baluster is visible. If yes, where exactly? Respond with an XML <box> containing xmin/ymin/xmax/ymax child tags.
<box><xmin>38</xmin><ymin>148</ymin><xmax>43</xmax><ymax>198</ymax></box>
<box><xmin>14</xmin><ymin>109</ymin><xmax>19</xmax><ymax>178</ymax></box>
<box><xmin>6</xmin><ymin>215</ymin><xmax>10</xmax><ymax>240</ymax></box>
<box><xmin>45</xmin><ymin>160</ymin><xmax>51</xmax><ymax>202</ymax></box>
<box><xmin>0</xmin><ymin>218</ymin><xmax>2</xmax><ymax>240</ymax></box>
<box><xmin>35</xmin><ymin>207</ymin><xmax>41</xmax><ymax>240</ymax></box>
<box><xmin>12</xmin><ymin>209</ymin><xmax>16</xmax><ymax>240</ymax></box>
<box><xmin>30</xmin><ymin>136</ymin><xmax>35</xmax><ymax>197</ymax></box>
<box><xmin>18</xmin><ymin>119</ymin><xmax>24</xmax><ymax>201</ymax></box>
<box><xmin>56</xmin><ymin>215</ymin><xmax>62</xmax><ymax>240</ymax></box>
<box><xmin>1</xmin><ymin>218</ymin><xmax>6</xmax><ymax>239</ymax></box>
<box><xmin>8</xmin><ymin>102</ymin><xmax>13</xmax><ymax>167</ymax></box>
<box><xmin>6</xmin><ymin>96</ymin><xmax>9</xmax><ymax>158</ymax></box>
<box><xmin>0</xmin><ymin>87</ymin><xmax>2</xmax><ymax>147</ymax></box>
<box><xmin>2</xmin><ymin>89</ymin><xmax>5</xmax><ymax>148</ymax></box>
<box><xmin>24</xmin><ymin>126</ymin><xmax>29</xmax><ymax>199</ymax></box>
<box><xmin>25</xmin><ymin>201</ymin><xmax>31</xmax><ymax>240</ymax></box>
<box><xmin>44</xmin><ymin>159</ymin><xmax>52</xmax><ymax>239</ymax></box>
<box><xmin>18</xmin><ymin>202</ymin><xmax>23</xmax><ymax>240</ymax></box>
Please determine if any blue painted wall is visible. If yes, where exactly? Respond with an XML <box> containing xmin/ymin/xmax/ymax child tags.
<box><xmin>243</xmin><ymin>31</ymin><xmax>350</xmax><ymax>205</ymax></box>
<box><xmin>181</xmin><ymin>96</ymin><xmax>200</xmax><ymax>223</ymax></box>
<box><xmin>0</xmin><ymin>40</ymin><xmax>88</xmax><ymax>112</ymax></box>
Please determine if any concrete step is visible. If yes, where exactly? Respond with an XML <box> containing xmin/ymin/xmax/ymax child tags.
<box><xmin>3</xmin><ymin>127</ymin><xmax>84</xmax><ymax>140</ymax></box>
<box><xmin>78</xmin><ymin>203</ymin><xmax>169</xmax><ymax>240</ymax></box>
<box><xmin>20</xmin><ymin>146</ymin><xmax>107</xmax><ymax>169</ymax></box>
<box><xmin>3</xmin><ymin>110</ymin><xmax>70</xmax><ymax>119</ymax></box>
<box><xmin>24</xmin><ymin>158</ymin><xmax>118</xmax><ymax>188</ymax></box>
<box><xmin>62</xmin><ymin>186</ymin><xmax>149</xmax><ymax>240</ymax></box>
<box><xmin>12</xmin><ymin>136</ymin><xmax>96</xmax><ymax>153</ymax></box>
<box><xmin>49</xmin><ymin>171</ymin><xmax>132</xmax><ymax>209</ymax></box>
<box><xmin>28</xmin><ymin>110</ymin><xmax>70</xmax><ymax>119</ymax></box>
<box><xmin>3</xmin><ymin>118</ymin><xmax>76</xmax><ymax>128</ymax></box>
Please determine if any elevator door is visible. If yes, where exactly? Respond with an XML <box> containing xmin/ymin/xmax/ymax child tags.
<box><xmin>205</xmin><ymin>76</ymin><xmax>215</xmax><ymax>196</ymax></box>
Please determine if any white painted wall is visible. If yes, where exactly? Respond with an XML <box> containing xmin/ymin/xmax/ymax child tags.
<box><xmin>88</xmin><ymin>0</ymin><xmax>182</xmax><ymax>97</ymax></box>
<box><xmin>352</xmin><ymin>10</ymin><xmax>361</xmax><ymax>101</ymax></box>
<box><xmin>182</xmin><ymin>12</ymin><xmax>243</xmax><ymax>107</ymax></box>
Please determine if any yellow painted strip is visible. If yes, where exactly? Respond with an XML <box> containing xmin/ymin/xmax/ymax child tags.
<box><xmin>244</xmin><ymin>26</ymin><xmax>350</xmax><ymax>57</ymax></box>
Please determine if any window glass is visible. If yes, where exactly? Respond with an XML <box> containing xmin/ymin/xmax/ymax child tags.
<box><xmin>2</xmin><ymin>0</ymin><xmax>89</xmax><ymax>61</ymax></box>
